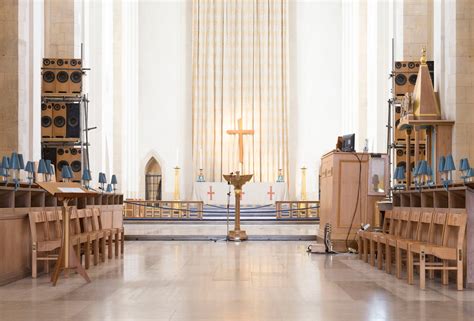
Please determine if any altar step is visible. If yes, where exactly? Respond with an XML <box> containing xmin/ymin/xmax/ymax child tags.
<box><xmin>124</xmin><ymin>220</ymin><xmax>318</xmax><ymax>241</ymax></box>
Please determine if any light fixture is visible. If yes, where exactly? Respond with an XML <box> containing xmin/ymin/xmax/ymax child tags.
<box><xmin>1</xmin><ymin>156</ymin><xmax>10</xmax><ymax>183</ymax></box>
<box><xmin>426</xmin><ymin>163</ymin><xmax>434</xmax><ymax>187</ymax></box>
<box><xmin>25</xmin><ymin>161</ymin><xmax>35</xmax><ymax>185</ymax></box>
<box><xmin>111</xmin><ymin>174</ymin><xmax>118</xmax><ymax>193</ymax></box>
<box><xmin>0</xmin><ymin>167</ymin><xmax>7</xmax><ymax>184</ymax></box>
<box><xmin>459</xmin><ymin>158</ymin><xmax>471</xmax><ymax>184</ymax></box>
<box><xmin>37</xmin><ymin>159</ymin><xmax>48</xmax><ymax>182</ymax></box>
<box><xmin>443</xmin><ymin>154</ymin><xmax>456</xmax><ymax>189</ymax></box>
<box><xmin>465</xmin><ymin>168</ymin><xmax>474</xmax><ymax>183</ymax></box>
<box><xmin>10</xmin><ymin>153</ymin><xmax>21</xmax><ymax>190</ymax></box>
<box><xmin>45</xmin><ymin>160</ymin><xmax>53</xmax><ymax>182</ymax></box>
<box><xmin>394</xmin><ymin>166</ymin><xmax>406</xmax><ymax>190</ymax></box>
<box><xmin>61</xmin><ymin>164</ymin><xmax>73</xmax><ymax>182</ymax></box>
<box><xmin>106</xmin><ymin>184</ymin><xmax>113</xmax><ymax>193</ymax></box>
<box><xmin>98</xmin><ymin>172</ymin><xmax>107</xmax><ymax>192</ymax></box>
<box><xmin>82</xmin><ymin>169</ymin><xmax>92</xmax><ymax>190</ymax></box>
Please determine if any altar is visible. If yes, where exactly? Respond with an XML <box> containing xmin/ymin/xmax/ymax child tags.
<box><xmin>192</xmin><ymin>182</ymin><xmax>288</xmax><ymax>205</ymax></box>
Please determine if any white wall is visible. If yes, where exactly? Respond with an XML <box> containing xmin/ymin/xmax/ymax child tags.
<box><xmin>289</xmin><ymin>0</ymin><xmax>343</xmax><ymax>200</ymax></box>
<box><xmin>138</xmin><ymin>0</ymin><xmax>192</xmax><ymax>200</ymax></box>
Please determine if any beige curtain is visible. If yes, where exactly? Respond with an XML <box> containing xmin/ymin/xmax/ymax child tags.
<box><xmin>192</xmin><ymin>0</ymin><xmax>289</xmax><ymax>183</ymax></box>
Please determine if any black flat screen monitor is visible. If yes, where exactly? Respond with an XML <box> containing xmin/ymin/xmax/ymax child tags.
<box><xmin>342</xmin><ymin>134</ymin><xmax>355</xmax><ymax>152</ymax></box>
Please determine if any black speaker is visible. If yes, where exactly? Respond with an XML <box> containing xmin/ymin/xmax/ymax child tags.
<box><xmin>66</xmin><ymin>103</ymin><xmax>80</xmax><ymax>138</ymax></box>
<box><xmin>42</xmin><ymin>146</ymin><xmax>82</xmax><ymax>181</ymax></box>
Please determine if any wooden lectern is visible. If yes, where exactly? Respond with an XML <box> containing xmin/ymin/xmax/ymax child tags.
<box><xmin>223</xmin><ymin>171</ymin><xmax>253</xmax><ymax>241</ymax></box>
<box><xmin>319</xmin><ymin>151</ymin><xmax>388</xmax><ymax>251</ymax></box>
<box><xmin>37</xmin><ymin>182</ymin><xmax>96</xmax><ymax>286</ymax></box>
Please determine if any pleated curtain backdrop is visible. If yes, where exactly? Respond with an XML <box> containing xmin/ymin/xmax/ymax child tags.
<box><xmin>192</xmin><ymin>0</ymin><xmax>289</xmax><ymax>183</ymax></box>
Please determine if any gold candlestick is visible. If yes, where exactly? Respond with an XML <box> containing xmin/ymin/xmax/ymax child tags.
<box><xmin>223</xmin><ymin>171</ymin><xmax>253</xmax><ymax>241</ymax></box>
<box><xmin>300</xmin><ymin>166</ymin><xmax>307</xmax><ymax>201</ymax></box>
<box><xmin>174</xmin><ymin>166</ymin><xmax>180</xmax><ymax>201</ymax></box>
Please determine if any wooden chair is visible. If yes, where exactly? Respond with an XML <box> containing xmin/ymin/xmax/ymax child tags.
<box><xmin>85</xmin><ymin>208</ymin><xmax>107</xmax><ymax>262</ymax></box>
<box><xmin>383</xmin><ymin>207</ymin><xmax>411</xmax><ymax>274</ymax></box>
<box><xmin>28</xmin><ymin>210</ymin><xmax>62</xmax><ymax>278</ymax></box>
<box><xmin>407</xmin><ymin>209</ymin><xmax>448</xmax><ymax>287</ymax></box>
<box><xmin>92</xmin><ymin>208</ymin><xmax>123</xmax><ymax>258</ymax></box>
<box><xmin>414</xmin><ymin>210</ymin><xmax>467</xmax><ymax>290</ymax></box>
<box><xmin>395</xmin><ymin>209</ymin><xmax>433</xmax><ymax>279</ymax></box>
<box><xmin>70</xmin><ymin>208</ymin><xmax>94</xmax><ymax>269</ymax></box>
<box><xmin>392</xmin><ymin>208</ymin><xmax>422</xmax><ymax>278</ymax></box>
<box><xmin>372</xmin><ymin>208</ymin><xmax>401</xmax><ymax>271</ymax></box>
<box><xmin>357</xmin><ymin>210</ymin><xmax>391</xmax><ymax>262</ymax></box>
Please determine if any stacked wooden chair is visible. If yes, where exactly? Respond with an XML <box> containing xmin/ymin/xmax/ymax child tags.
<box><xmin>28</xmin><ymin>207</ymin><xmax>124</xmax><ymax>278</ymax></box>
<box><xmin>357</xmin><ymin>208</ymin><xmax>467</xmax><ymax>290</ymax></box>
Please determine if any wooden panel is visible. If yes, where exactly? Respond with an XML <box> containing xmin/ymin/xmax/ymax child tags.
<box><xmin>0</xmin><ymin>211</ymin><xmax>31</xmax><ymax>286</ymax></box>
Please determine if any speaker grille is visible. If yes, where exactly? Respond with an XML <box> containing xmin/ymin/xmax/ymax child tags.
<box><xmin>43</xmin><ymin>71</ymin><xmax>55</xmax><ymax>83</ymax></box>
<box><xmin>70</xmin><ymin>71</ymin><xmax>82</xmax><ymax>83</ymax></box>
<box><xmin>57</xmin><ymin>71</ymin><xmax>69</xmax><ymax>83</ymax></box>
<box><xmin>395</xmin><ymin>74</ymin><xmax>407</xmax><ymax>86</ymax></box>
<box><xmin>71</xmin><ymin>160</ymin><xmax>81</xmax><ymax>172</ymax></box>
<box><xmin>41</xmin><ymin>116</ymin><xmax>52</xmax><ymax>128</ymax></box>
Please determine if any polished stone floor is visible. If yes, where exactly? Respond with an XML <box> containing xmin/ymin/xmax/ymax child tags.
<box><xmin>0</xmin><ymin>241</ymin><xmax>473</xmax><ymax>321</ymax></box>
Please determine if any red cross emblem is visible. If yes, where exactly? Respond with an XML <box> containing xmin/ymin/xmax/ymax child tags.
<box><xmin>207</xmin><ymin>186</ymin><xmax>215</xmax><ymax>200</ymax></box>
<box><xmin>267</xmin><ymin>186</ymin><xmax>275</xmax><ymax>200</ymax></box>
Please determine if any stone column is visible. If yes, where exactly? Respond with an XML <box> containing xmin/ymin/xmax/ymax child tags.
<box><xmin>44</xmin><ymin>0</ymin><xmax>75</xmax><ymax>57</ymax></box>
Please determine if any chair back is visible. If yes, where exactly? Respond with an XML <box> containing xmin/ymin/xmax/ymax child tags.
<box><xmin>417</xmin><ymin>209</ymin><xmax>434</xmax><ymax>242</ymax></box>
<box><xmin>389</xmin><ymin>208</ymin><xmax>401</xmax><ymax>236</ymax></box>
<box><xmin>396</xmin><ymin>208</ymin><xmax>411</xmax><ymax>238</ymax></box>
<box><xmin>443</xmin><ymin>210</ymin><xmax>467</xmax><ymax>250</ymax></box>
<box><xmin>381</xmin><ymin>210</ymin><xmax>392</xmax><ymax>234</ymax></box>
<box><xmin>428</xmin><ymin>209</ymin><xmax>448</xmax><ymax>246</ymax></box>
<box><xmin>406</xmin><ymin>208</ymin><xmax>421</xmax><ymax>240</ymax></box>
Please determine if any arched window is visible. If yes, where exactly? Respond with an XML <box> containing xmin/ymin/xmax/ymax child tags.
<box><xmin>145</xmin><ymin>157</ymin><xmax>162</xmax><ymax>200</ymax></box>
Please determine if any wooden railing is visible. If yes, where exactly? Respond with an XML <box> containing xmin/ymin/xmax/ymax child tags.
<box><xmin>275</xmin><ymin>201</ymin><xmax>320</xmax><ymax>219</ymax></box>
<box><xmin>123</xmin><ymin>199</ymin><xmax>204</xmax><ymax>219</ymax></box>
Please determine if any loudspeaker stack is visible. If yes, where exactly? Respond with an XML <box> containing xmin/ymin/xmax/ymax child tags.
<box><xmin>391</xmin><ymin>60</ymin><xmax>434</xmax><ymax>182</ymax></box>
<box><xmin>41</xmin><ymin>57</ymin><xmax>88</xmax><ymax>182</ymax></box>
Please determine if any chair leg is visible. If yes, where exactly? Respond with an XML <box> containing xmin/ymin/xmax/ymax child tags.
<box><xmin>108</xmin><ymin>234</ymin><xmax>113</xmax><ymax>259</ymax></box>
<box><xmin>363</xmin><ymin>239</ymin><xmax>369</xmax><ymax>263</ymax></box>
<box><xmin>429</xmin><ymin>256</ymin><xmax>435</xmax><ymax>279</ymax></box>
<box><xmin>357</xmin><ymin>236</ymin><xmax>362</xmax><ymax>259</ymax></box>
<box><xmin>370</xmin><ymin>239</ymin><xmax>376</xmax><ymax>266</ymax></box>
<box><xmin>442</xmin><ymin>260</ymin><xmax>449</xmax><ymax>285</ymax></box>
<box><xmin>408</xmin><ymin>249</ymin><xmax>414</xmax><ymax>285</ymax></box>
<box><xmin>85</xmin><ymin>240</ymin><xmax>90</xmax><ymax>269</ymax></box>
<box><xmin>420</xmin><ymin>251</ymin><xmax>426</xmax><ymax>290</ymax></box>
<box><xmin>115</xmin><ymin>232</ymin><xmax>119</xmax><ymax>258</ymax></box>
<box><xmin>101</xmin><ymin>237</ymin><xmax>106</xmax><ymax>262</ymax></box>
<box><xmin>121</xmin><ymin>230</ymin><xmax>124</xmax><ymax>255</ymax></box>
<box><xmin>32</xmin><ymin>248</ymin><xmax>37</xmax><ymax>278</ymax></box>
<box><xmin>385</xmin><ymin>243</ymin><xmax>391</xmax><ymax>274</ymax></box>
<box><xmin>396</xmin><ymin>247</ymin><xmax>401</xmax><ymax>279</ymax></box>
<box><xmin>93</xmin><ymin>237</ymin><xmax>99</xmax><ymax>266</ymax></box>
<box><xmin>377</xmin><ymin>242</ymin><xmax>383</xmax><ymax>270</ymax></box>
<box><xmin>457</xmin><ymin>256</ymin><xmax>464</xmax><ymax>291</ymax></box>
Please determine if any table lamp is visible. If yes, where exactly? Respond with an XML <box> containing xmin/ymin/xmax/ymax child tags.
<box><xmin>394</xmin><ymin>166</ymin><xmax>406</xmax><ymax>190</ymax></box>
<box><xmin>61</xmin><ymin>165</ymin><xmax>73</xmax><ymax>182</ymax></box>
<box><xmin>25</xmin><ymin>161</ymin><xmax>35</xmax><ymax>185</ymax></box>
<box><xmin>45</xmin><ymin>159</ymin><xmax>54</xmax><ymax>181</ymax></box>
<box><xmin>37</xmin><ymin>159</ymin><xmax>48</xmax><ymax>182</ymax></box>
<box><xmin>426</xmin><ymin>163</ymin><xmax>434</xmax><ymax>186</ymax></box>
<box><xmin>10</xmin><ymin>153</ymin><xmax>21</xmax><ymax>190</ymax></box>
<box><xmin>106</xmin><ymin>184</ymin><xmax>113</xmax><ymax>193</ymax></box>
<box><xmin>465</xmin><ymin>168</ymin><xmax>474</xmax><ymax>183</ymax></box>
<box><xmin>82</xmin><ymin>169</ymin><xmax>92</xmax><ymax>190</ymax></box>
<box><xmin>459</xmin><ymin>158</ymin><xmax>471</xmax><ymax>184</ymax></box>
<box><xmin>111</xmin><ymin>174</ymin><xmax>118</xmax><ymax>193</ymax></box>
<box><xmin>2</xmin><ymin>156</ymin><xmax>10</xmax><ymax>183</ymax></box>
<box><xmin>17</xmin><ymin>153</ymin><xmax>25</xmax><ymax>170</ymax></box>
<box><xmin>98</xmin><ymin>172</ymin><xmax>107</xmax><ymax>192</ymax></box>
<box><xmin>443</xmin><ymin>154</ymin><xmax>455</xmax><ymax>189</ymax></box>
<box><xmin>0</xmin><ymin>167</ymin><xmax>7</xmax><ymax>184</ymax></box>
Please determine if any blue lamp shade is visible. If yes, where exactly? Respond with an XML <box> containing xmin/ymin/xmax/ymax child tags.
<box><xmin>413</xmin><ymin>162</ymin><xmax>421</xmax><ymax>177</ymax></box>
<box><xmin>460</xmin><ymin>158</ymin><xmax>470</xmax><ymax>171</ymax></box>
<box><xmin>61</xmin><ymin>165</ymin><xmax>73</xmax><ymax>179</ymax></box>
<box><xmin>438</xmin><ymin>156</ymin><xmax>446</xmax><ymax>173</ymax></box>
<box><xmin>98</xmin><ymin>172</ymin><xmax>107</xmax><ymax>184</ymax></box>
<box><xmin>18</xmin><ymin>154</ymin><xmax>25</xmax><ymax>169</ymax></box>
<box><xmin>427</xmin><ymin>165</ymin><xmax>433</xmax><ymax>176</ymax></box>
<box><xmin>106</xmin><ymin>184</ymin><xmax>113</xmax><ymax>193</ymax></box>
<box><xmin>444</xmin><ymin>154</ymin><xmax>456</xmax><ymax>172</ymax></box>
<box><xmin>111</xmin><ymin>174</ymin><xmax>118</xmax><ymax>185</ymax></box>
<box><xmin>82</xmin><ymin>169</ymin><xmax>92</xmax><ymax>181</ymax></box>
<box><xmin>467</xmin><ymin>168</ymin><xmax>474</xmax><ymax>178</ymax></box>
<box><xmin>2</xmin><ymin>156</ymin><xmax>11</xmax><ymax>170</ymax></box>
<box><xmin>394</xmin><ymin>167</ymin><xmax>405</xmax><ymax>180</ymax></box>
<box><xmin>10</xmin><ymin>153</ymin><xmax>21</xmax><ymax>170</ymax></box>
<box><xmin>45</xmin><ymin>160</ymin><xmax>53</xmax><ymax>175</ymax></box>
<box><xmin>418</xmin><ymin>160</ymin><xmax>428</xmax><ymax>176</ymax></box>
<box><xmin>0</xmin><ymin>167</ymin><xmax>7</xmax><ymax>177</ymax></box>
<box><xmin>37</xmin><ymin>159</ymin><xmax>48</xmax><ymax>174</ymax></box>
<box><xmin>25</xmin><ymin>161</ymin><xmax>35</xmax><ymax>173</ymax></box>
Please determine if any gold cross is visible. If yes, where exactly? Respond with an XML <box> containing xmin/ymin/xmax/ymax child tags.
<box><xmin>226</xmin><ymin>118</ymin><xmax>254</xmax><ymax>164</ymax></box>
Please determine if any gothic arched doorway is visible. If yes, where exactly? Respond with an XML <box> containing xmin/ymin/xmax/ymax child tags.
<box><xmin>145</xmin><ymin>157</ymin><xmax>162</xmax><ymax>200</ymax></box>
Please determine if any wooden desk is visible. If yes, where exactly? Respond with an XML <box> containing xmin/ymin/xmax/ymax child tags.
<box><xmin>319</xmin><ymin>151</ymin><xmax>387</xmax><ymax>251</ymax></box>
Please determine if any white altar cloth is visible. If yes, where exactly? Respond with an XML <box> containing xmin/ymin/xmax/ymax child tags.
<box><xmin>192</xmin><ymin>182</ymin><xmax>288</xmax><ymax>205</ymax></box>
